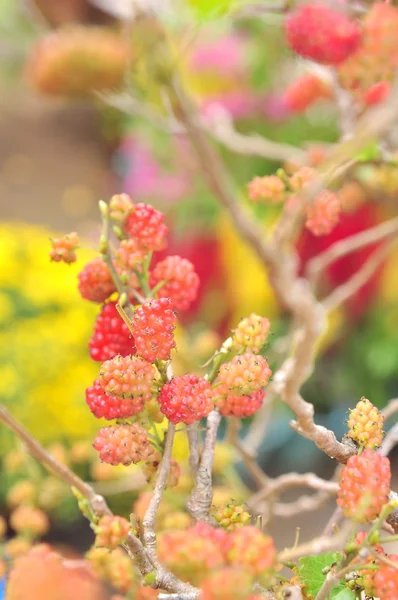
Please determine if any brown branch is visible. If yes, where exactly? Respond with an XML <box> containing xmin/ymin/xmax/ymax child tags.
<box><xmin>278</xmin><ymin>520</ymin><xmax>354</xmax><ymax>562</ymax></box>
<box><xmin>322</xmin><ymin>241</ymin><xmax>395</xmax><ymax>312</ymax></box>
<box><xmin>226</xmin><ymin>418</ymin><xmax>269</xmax><ymax>489</ymax></box>
<box><xmin>306</xmin><ymin>217</ymin><xmax>398</xmax><ymax>287</ymax></box>
<box><xmin>187</xmin><ymin>410</ymin><xmax>221</xmax><ymax>522</ymax></box>
<box><xmin>272</xmin><ymin>490</ymin><xmax>332</xmax><ymax>519</ymax></box>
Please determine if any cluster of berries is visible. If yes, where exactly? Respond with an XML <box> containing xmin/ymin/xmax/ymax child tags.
<box><xmin>248</xmin><ymin>168</ymin><xmax>341</xmax><ymax>237</ymax></box>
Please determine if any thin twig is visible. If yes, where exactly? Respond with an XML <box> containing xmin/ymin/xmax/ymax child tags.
<box><xmin>382</xmin><ymin>398</ymin><xmax>398</xmax><ymax>421</ymax></box>
<box><xmin>186</xmin><ymin>423</ymin><xmax>200</xmax><ymax>479</ymax></box>
<box><xmin>187</xmin><ymin>410</ymin><xmax>221</xmax><ymax>522</ymax></box>
<box><xmin>227</xmin><ymin>418</ymin><xmax>269</xmax><ymax>489</ymax></box>
<box><xmin>322</xmin><ymin>241</ymin><xmax>394</xmax><ymax>312</ymax></box>
<box><xmin>279</xmin><ymin>520</ymin><xmax>354</xmax><ymax>562</ymax></box>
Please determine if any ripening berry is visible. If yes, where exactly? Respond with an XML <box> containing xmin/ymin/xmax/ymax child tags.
<box><xmin>352</xmin><ymin>531</ymin><xmax>386</xmax><ymax>597</ymax></box>
<box><xmin>95</xmin><ymin>515</ymin><xmax>130</xmax><ymax>550</ymax></box>
<box><xmin>226</xmin><ymin>526</ymin><xmax>276</xmax><ymax>576</ymax></box>
<box><xmin>6</xmin><ymin>480</ymin><xmax>37</xmax><ymax>508</ymax></box>
<box><xmin>158</xmin><ymin>528</ymin><xmax>225</xmax><ymax>586</ymax></box>
<box><xmin>363</xmin><ymin>81</ymin><xmax>391</xmax><ymax>107</ymax></box>
<box><xmin>10</xmin><ymin>506</ymin><xmax>49</xmax><ymax>538</ymax></box>
<box><xmin>157</xmin><ymin>374</ymin><xmax>214</xmax><ymax>425</ymax></box>
<box><xmin>149</xmin><ymin>255</ymin><xmax>200</xmax><ymax>312</ymax></box>
<box><xmin>109</xmin><ymin>193</ymin><xmax>133</xmax><ymax>224</ymax></box>
<box><xmin>93</xmin><ymin>423</ymin><xmax>155</xmax><ymax>466</ymax></box>
<box><xmin>233</xmin><ymin>313</ymin><xmax>270</xmax><ymax>353</ymax></box>
<box><xmin>26</xmin><ymin>26</ymin><xmax>129</xmax><ymax>98</ymax></box>
<box><xmin>125</xmin><ymin>203</ymin><xmax>168</xmax><ymax>252</ymax></box>
<box><xmin>142</xmin><ymin>453</ymin><xmax>180</xmax><ymax>488</ymax></box>
<box><xmin>7</xmin><ymin>545</ymin><xmax>105</xmax><ymax>600</ymax></box>
<box><xmin>87</xmin><ymin>546</ymin><xmax>135</xmax><ymax>594</ymax></box>
<box><xmin>78</xmin><ymin>258</ymin><xmax>116</xmax><ymax>303</ymax></box>
<box><xmin>212</xmin><ymin>504</ymin><xmax>251</xmax><ymax>532</ymax></box>
<box><xmin>50</xmin><ymin>232</ymin><xmax>79</xmax><ymax>264</ymax></box>
<box><xmin>201</xmin><ymin>567</ymin><xmax>253</xmax><ymax>600</ymax></box>
<box><xmin>338</xmin><ymin>3</ymin><xmax>398</xmax><ymax>102</ymax></box>
<box><xmin>285</xmin><ymin>3</ymin><xmax>361</xmax><ymax>65</ymax></box>
<box><xmin>347</xmin><ymin>397</ymin><xmax>384</xmax><ymax>449</ymax></box>
<box><xmin>337</xmin><ymin>449</ymin><xmax>391</xmax><ymax>523</ymax></box>
<box><xmin>289</xmin><ymin>167</ymin><xmax>315</xmax><ymax>192</ymax></box>
<box><xmin>89</xmin><ymin>302</ymin><xmax>136</xmax><ymax>362</ymax></box>
<box><xmin>192</xmin><ymin>521</ymin><xmax>230</xmax><ymax>556</ymax></box>
<box><xmin>115</xmin><ymin>239</ymin><xmax>146</xmax><ymax>272</ymax></box>
<box><xmin>283</xmin><ymin>74</ymin><xmax>333</xmax><ymax>113</ymax></box>
<box><xmin>248</xmin><ymin>175</ymin><xmax>285</xmax><ymax>204</ymax></box>
<box><xmin>86</xmin><ymin>379</ymin><xmax>145</xmax><ymax>420</ymax></box>
<box><xmin>99</xmin><ymin>355</ymin><xmax>155</xmax><ymax>401</ymax></box>
<box><xmin>215</xmin><ymin>386</ymin><xmax>264</xmax><ymax>418</ymax></box>
<box><xmin>5</xmin><ymin>537</ymin><xmax>33</xmax><ymax>559</ymax></box>
<box><xmin>305</xmin><ymin>190</ymin><xmax>341</xmax><ymax>236</ymax></box>
<box><xmin>132</xmin><ymin>298</ymin><xmax>177</xmax><ymax>363</ymax></box>
<box><xmin>216</xmin><ymin>353</ymin><xmax>272</xmax><ymax>395</ymax></box>
<box><xmin>374</xmin><ymin>554</ymin><xmax>398</xmax><ymax>600</ymax></box>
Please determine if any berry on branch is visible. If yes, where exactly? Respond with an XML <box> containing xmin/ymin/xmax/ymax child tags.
<box><xmin>352</xmin><ymin>531</ymin><xmax>386</xmax><ymax>597</ymax></box>
<box><xmin>95</xmin><ymin>515</ymin><xmax>130</xmax><ymax>550</ymax></box>
<box><xmin>50</xmin><ymin>232</ymin><xmax>79</xmax><ymax>263</ymax></box>
<box><xmin>99</xmin><ymin>355</ymin><xmax>155</xmax><ymax>401</ymax></box>
<box><xmin>109</xmin><ymin>193</ymin><xmax>133</xmax><ymax>224</ymax></box>
<box><xmin>89</xmin><ymin>302</ymin><xmax>136</xmax><ymax>362</ymax></box>
<box><xmin>347</xmin><ymin>397</ymin><xmax>384</xmax><ymax>449</ymax></box>
<box><xmin>305</xmin><ymin>190</ymin><xmax>341</xmax><ymax>237</ymax></box>
<box><xmin>337</xmin><ymin>449</ymin><xmax>391</xmax><ymax>523</ymax></box>
<box><xmin>86</xmin><ymin>379</ymin><xmax>145</xmax><ymax>420</ymax></box>
<box><xmin>93</xmin><ymin>423</ymin><xmax>155</xmax><ymax>466</ymax></box>
<box><xmin>149</xmin><ymin>255</ymin><xmax>200</xmax><ymax>311</ymax></box>
<box><xmin>212</xmin><ymin>503</ymin><xmax>251</xmax><ymax>532</ymax></box>
<box><xmin>216</xmin><ymin>353</ymin><xmax>272</xmax><ymax>395</ymax></box>
<box><xmin>125</xmin><ymin>203</ymin><xmax>168</xmax><ymax>252</ymax></box>
<box><xmin>115</xmin><ymin>239</ymin><xmax>146</xmax><ymax>272</ymax></box>
<box><xmin>215</xmin><ymin>386</ymin><xmax>264</xmax><ymax>418</ymax></box>
<box><xmin>201</xmin><ymin>567</ymin><xmax>253</xmax><ymax>600</ymax></box>
<box><xmin>233</xmin><ymin>313</ymin><xmax>270</xmax><ymax>353</ymax></box>
<box><xmin>78</xmin><ymin>258</ymin><xmax>116</xmax><ymax>303</ymax></box>
<box><xmin>157</xmin><ymin>374</ymin><xmax>214</xmax><ymax>424</ymax></box>
<box><xmin>285</xmin><ymin>3</ymin><xmax>361</xmax><ymax>65</ymax></box>
<box><xmin>132</xmin><ymin>298</ymin><xmax>177</xmax><ymax>363</ymax></box>
<box><xmin>248</xmin><ymin>175</ymin><xmax>285</xmax><ymax>203</ymax></box>
<box><xmin>226</xmin><ymin>526</ymin><xmax>276</xmax><ymax>576</ymax></box>
<box><xmin>142</xmin><ymin>453</ymin><xmax>181</xmax><ymax>488</ymax></box>
<box><xmin>374</xmin><ymin>554</ymin><xmax>398</xmax><ymax>600</ymax></box>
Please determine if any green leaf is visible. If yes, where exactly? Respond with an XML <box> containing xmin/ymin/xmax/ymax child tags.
<box><xmin>355</xmin><ymin>142</ymin><xmax>380</xmax><ymax>162</ymax></box>
<box><xmin>298</xmin><ymin>553</ymin><xmax>341</xmax><ymax>598</ymax></box>
<box><xmin>332</xmin><ymin>588</ymin><xmax>356</xmax><ymax>600</ymax></box>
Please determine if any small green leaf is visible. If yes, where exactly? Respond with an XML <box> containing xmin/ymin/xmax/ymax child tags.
<box><xmin>298</xmin><ymin>553</ymin><xmax>341</xmax><ymax>598</ymax></box>
<box><xmin>355</xmin><ymin>142</ymin><xmax>380</xmax><ymax>162</ymax></box>
<box><xmin>331</xmin><ymin>587</ymin><xmax>356</xmax><ymax>600</ymax></box>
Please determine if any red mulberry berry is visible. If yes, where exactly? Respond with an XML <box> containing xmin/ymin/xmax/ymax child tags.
<box><xmin>347</xmin><ymin>397</ymin><xmax>384</xmax><ymax>450</ymax></box>
<box><xmin>289</xmin><ymin>166</ymin><xmax>315</xmax><ymax>191</ymax></box>
<box><xmin>149</xmin><ymin>256</ymin><xmax>199</xmax><ymax>312</ymax></box>
<box><xmin>233</xmin><ymin>313</ymin><xmax>271</xmax><ymax>353</ymax></box>
<box><xmin>86</xmin><ymin>379</ymin><xmax>145</xmax><ymax>420</ymax></box>
<box><xmin>285</xmin><ymin>3</ymin><xmax>361</xmax><ymax>65</ymax></box>
<box><xmin>305</xmin><ymin>190</ymin><xmax>341</xmax><ymax>236</ymax></box>
<box><xmin>337</xmin><ymin>449</ymin><xmax>391</xmax><ymax>523</ymax></box>
<box><xmin>89</xmin><ymin>302</ymin><xmax>135</xmax><ymax>362</ymax></box>
<box><xmin>125</xmin><ymin>203</ymin><xmax>168</xmax><ymax>252</ymax></box>
<box><xmin>78</xmin><ymin>258</ymin><xmax>116</xmax><ymax>303</ymax></box>
<box><xmin>99</xmin><ymin>355</ymin><xmax>155</xmax><ymax>400</ymax></box>
<box><xmin>157</xmin><ymin>374</ymin><xmax>214</xmax><ymax>425</ymax></box>
<box><xmin>283</xmin><ymin>74</ymin><xmax>332</xmax><ymax>113</ymax></box>
<box><xmin>95</xmin><ymin>515</ymin><xmax>130</xmax><ymax>549</ymax></box>
<box><xmin>226</xmin><ymin>525</ymin><xmax>276</xmax><ymax>576</ymax></box>
<box><xmin>216</xmin><ymin>353</ymin><xmax>272</xmax><ymax>395</ymax></box>
<box><xmin>201</xmin><ymin>567</ymin><xmax>253</xmax><ymax>600</ymax></box>
<box><xmin>215</xmin><ymin>386</ymin><xmax>264</xmax><ymax>418</ymax></box>
<box><xmin>374</xmin><ymin>554</ymin><xmax>398</xmax><ymax>600</ymax></box>
<box><xmin>93</xmin><ymin>423</ymin><xmax>155</xmax><ymax>466</ymax></box>
<box><xmin>50</xmin><ymin>232</ymin><xmax>79</xmax><ymax>263</ymax></box>
<box><xmin>132</xmin><ymin>298</ymin><xmax>176</xmax><ymax>363</ymax></box>
<box><xmin>248</xmin><ymin>176</ymin><xmax>285</xmax><ymax>204</ymax></box>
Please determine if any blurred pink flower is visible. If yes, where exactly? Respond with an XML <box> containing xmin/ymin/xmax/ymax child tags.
<box><xmin>189</xmin><ymin>34</ymin><xmax>248</xmax><ymax>75</ymax></box>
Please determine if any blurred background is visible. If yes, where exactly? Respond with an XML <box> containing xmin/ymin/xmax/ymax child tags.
<box><xmin>0</xmin><ymin>0</ymin><xmax>397</xmax><ymax>558</ymax></box>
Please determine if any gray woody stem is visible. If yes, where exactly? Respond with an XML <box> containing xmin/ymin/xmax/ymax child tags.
<box><xmin>187</xmin><ymin>410</ymin><xmax>221</xmax><ymax>522</ymax></box>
